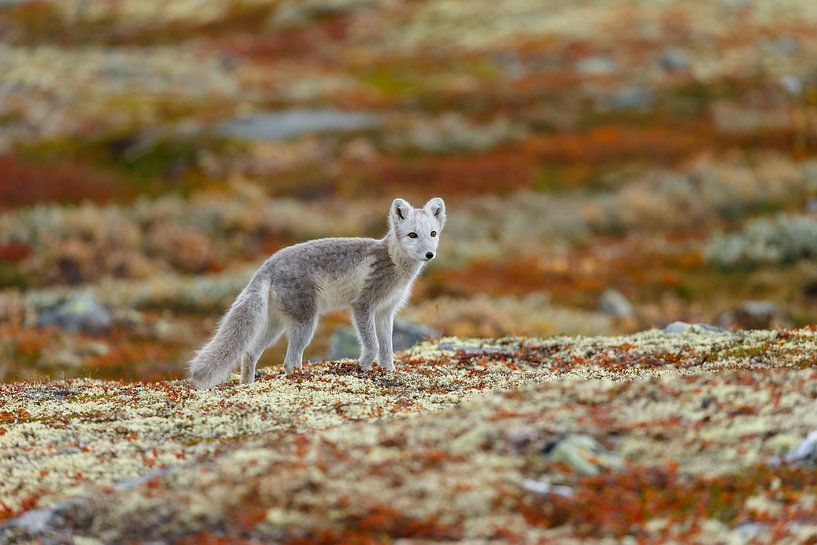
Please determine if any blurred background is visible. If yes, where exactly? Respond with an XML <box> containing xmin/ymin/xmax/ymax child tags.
<box><xmin>1</xmin><ymin>0</ymin><xmax>816</xmax><ymax>382</ymax></box>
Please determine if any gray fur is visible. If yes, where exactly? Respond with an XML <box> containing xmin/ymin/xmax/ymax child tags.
<box><xmin>188</xmin><ymin>197</ymin><xmax>445</xmax><ymax>387</ymax></box>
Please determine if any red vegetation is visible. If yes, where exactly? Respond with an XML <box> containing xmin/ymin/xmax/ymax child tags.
<box><xmin>518</xmin><ymin>464</ymin><xmax>817</xmax><ymax>538</ymax></box>
<box><xmin>366</xmin><ymin>117</ymin><xmax>816</xmax><ymax>198</ymax></box>
<box><xmin>0</xmin><ymin>322</ymin><xmax>189</xmax><ymax>383</ymax></box>
<box><xmin>176</xmin><ymin>533</ymin><xmax>266</xmax><ymax>545</ymax></box>
<box><xmin>281</xmin><ymin>506</ymin><xmax>462</xmax><ymax>545</ymax></box>
<box><xmin>216</xmin><ymin>13</ymin><xmax>354</xmax><ymax>63</ymax></box>
<box><xmin>420</xmin><ymin>244</ymin><xmax>703</xmax><ymax>305</ymax></box>
<box><xmin>376</xmin><ymin>149</ymin><xmax>536</xmax><ymax>196</ymax></box>
<box><xmin>524</xmin><ymin>125</ymin><xmax>709</xmax><ymax>165</ymax></box>
<box><xmin>0</xmin><ymin>242</ymin><xmax>31</xmax><ymax>262</ymax></box>
<box><xmin>0</xmin><ymin>408</ymin><xmax>31</xmax><ymax>425</ymax></box>
<box><xmin>0</xmin><ymin>153</ymin><xmax>115</xmax><ymax>207</ymax></box>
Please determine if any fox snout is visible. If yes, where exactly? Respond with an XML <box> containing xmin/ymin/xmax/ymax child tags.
<box><xmin>425</xmin><ymin>252</ymin><xmax>435</xmax><ymax>260</ymax></box>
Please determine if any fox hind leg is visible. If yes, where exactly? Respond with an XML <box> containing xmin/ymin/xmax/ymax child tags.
<box><xmin>240</xmin><ymin>352</ymin><xmax>256</xmax><ymax>385</ymax></box>
<box><xmin>240</xmin><ymin>322</ymin><xmax>283</xmax><ymax>384</ymax></box>
<box><xmin>283</xmin><ymin>317</ymin><xmax>317</xmax><ymax>373</ymax></box>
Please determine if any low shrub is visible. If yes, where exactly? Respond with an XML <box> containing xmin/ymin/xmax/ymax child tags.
<box><xmin>705</xmin><ymin>214</ymin><xmax>817</xmax><ymax>268</ymax></box>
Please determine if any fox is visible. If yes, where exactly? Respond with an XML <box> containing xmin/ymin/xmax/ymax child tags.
<box><xmin>188</xmin><ymin>197</ymin><xmax>446</xmax><ymax>388</ymax></box>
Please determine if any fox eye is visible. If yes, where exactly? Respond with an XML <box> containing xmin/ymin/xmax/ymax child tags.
<box><xmin>408</xmin><ymin>232</ymin><xmax>418</xmax><ymax>238</ymax></box>
<box><xmin>430</xmin><ymin>231</ymin><xmax>437</xmax><ymax>237</ymax></box>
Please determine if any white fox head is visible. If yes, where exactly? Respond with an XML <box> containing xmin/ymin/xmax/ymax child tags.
<box><xmin>389</xmin><ymin>197</ymin><xmax>446</xmax><ymax>262</ymax></box>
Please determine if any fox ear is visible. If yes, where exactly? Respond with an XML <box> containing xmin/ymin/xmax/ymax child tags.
<box><xmin>390</xmin><ymin>198</ymin><xmax>412</xmax><ymax>227</ymax></box>
<box><xmin>424</xmin><ymin>197</ymin><xmax>446</xmax><ymax>228</ymax></box>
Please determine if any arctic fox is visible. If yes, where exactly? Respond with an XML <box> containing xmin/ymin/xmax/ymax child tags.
<box><xmin>188</xmin><ymin>197</ymin><xmax>445</xmax><ymax>388</ymax></box>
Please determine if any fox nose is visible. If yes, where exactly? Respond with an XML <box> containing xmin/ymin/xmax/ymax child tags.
<box><xmin>425</xmin><ymin>252</ymin><xmax>434</xmax><ymax>260</ymax></box>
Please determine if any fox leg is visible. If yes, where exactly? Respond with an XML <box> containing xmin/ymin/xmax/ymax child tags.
<box><xmin>352</xmin><ymin>306</ymin><xmax>379</xmax><ymax>370</ymax></box>
<box><xmin>375</xmin><ymin>309</ymin><xmax>395</xmax><ymax>371</ymax></box>
<box><xmin>241</xmin><ymin>323</ymin><xmax>283</xmax><ymax>384</ymax></box>
<box><xmin>283</xmin><ymin>317</ymin><xmax>317</xmax><ymax>373</ymax></box>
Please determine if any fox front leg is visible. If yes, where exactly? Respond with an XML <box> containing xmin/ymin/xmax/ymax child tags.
<box><xmin>375</xmin><ymin>309</ymin><xmax>395</xmax><ymax>371</ymax></box>
<box><xmin>352</xmin><ymin>306</ymin><xmax>379</xmax><ymax>371</ymax></box>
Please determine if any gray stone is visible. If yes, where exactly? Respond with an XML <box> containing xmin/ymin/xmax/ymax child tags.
<box><xmin>598</xmin><ymin>289</ymin><xmax>633</xmax><ymax>318</ymax></box>
<box><xmin>327</xmin><ymin>319</ymin><xmax>438</xmax><ymax>360</ymax></box>
<box><xmin>436</xmin><ymin>343</ymin><xmax>517</xmax><ymax>355</ymax></box>
<box><xmin>734</xmin><ymin>522</ymin><xmax>769</xmax><ymax>541</ymax></box>
<box><xmin>781</xmin><ymin>74</ymin><xmax>802</xmax><ymax>95</ymax></box>
<box><xmin>36</xmin><ymin>292</ymin><xmax>112</xmax><ymax>334</ymax></box>
<box><xmin>214</xmin><ymin>109</ymin><xmax>381</xmax><ymax>141</ymax></box>
<box><xmin>542</xmin><ymin>435</ymin><xmax>623</xmax><ymax>476</ymax></box>
<box><xmin>663</xmin><ymin>321</ymin><xmax>727</xmax><ymax>334</ymax></box>
<box><xmin>327</xmin><ymin>326</ymin><xmax>360</xmax><ymax>360</ymax></box>
<box><xmin>608</xmin><ymin>86</ymin><xmax>654</xmax><ymax>110</ymax></box>
<box><xmin>21</xmin><ymin>387</ymin><xmax>76</xmax><ymax>402</ymax></box>
<box><xmin>521</xmin><ymin>478</ymin><xmax>574</xmax><ymax>497</ymax></box>
<box><xmin>393</xmin><ymin>320</ymin><xmax>438</xmax><ymax>352</ymax></box>
<box><xmin>770</xmin><ymin>37</ymin><xmax>800</xmax><ymax>56</ymax></box>
<box><xmin>1</xmin><ymin>507</ymin><xmax>55</xmax><ymax>535</ymax></box>
<box><xmin>773</xmin><ymin>430</ymin><xmax>817</xmax><ymax>467</ymax></box>
<box><xmin>727</xmin><ymin>300</ymin><xmax>779</xmax><ymax>330</ymax></box>
<box><xmin>659</xmin><ymin>48</ymin><xmax>690</xmax><ymax>72</ymax></box>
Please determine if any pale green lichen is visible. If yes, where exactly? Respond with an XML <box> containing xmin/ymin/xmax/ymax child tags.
<box><xmin>3</xmin><ymin>329</ymin><xmax>817</xmax><ymax>543</ymax></box>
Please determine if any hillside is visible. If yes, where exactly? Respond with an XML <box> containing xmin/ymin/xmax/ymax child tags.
<box><xmin>3</xmin><ymin>327</ymin><xmax>817</xmax><ymax>544</ymax></box>
<box><xmin>3</xmin><ymin>1</ymin><xmax>817</xmax><ymax>542</ymax></box>
<box><xmin>4</xmin><ymin>0</ymin><xmax>817</xmax><ymax>385</ymax></box>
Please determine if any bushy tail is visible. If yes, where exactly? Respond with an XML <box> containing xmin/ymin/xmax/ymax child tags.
<box><xmin>188</xmin><ymin>285</ymin><xmax>266</xmax><ymax>388</ymax></box>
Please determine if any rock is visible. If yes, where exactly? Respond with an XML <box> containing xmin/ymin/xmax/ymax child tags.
<box><xmin>663</xmin><ymin>321</ymin><xmax>727</xmax><ymax>334</ymax></box>
<box><xmin>724</xmin><ymin>300</ymin><xmax>779</xmax><ymax>330</ymax></box>
<box><xmin>214</xmin><ymin>109</ymin><xmax>381</xmax><ymax>141</ymax></box>
<box><xmin>437</xmin><ymin>343</ymin><xmax>518</xmax><ymax>355</ymax></box>
<box><xmin>21</xmin><ymin>387</ymin><xmax>75</xmax><ymax>402</ymax></box>
<box><xmin>608</xmin><ymin>86</ymin><xmax>654</xmax><ymax>110</ymax></box>
<box><xmin>1</xmin><ymin>508</ymin><xmax>55</xmax><ymax>535</ymax></box>
<box><xmin>491</xmin><ymin>51</ymin><xmax>526</xmax><ymax>80</ymax></box>
<box><xmin>598</xmin><ymin>289</ymin><xmax>633</xmax><ymax>318</ymax></box>
<box><xmin>326</xmin><ymin>326</ymin><xmax>359</xmax><ymax>360</ymax></box>
<box><xmin>770</xmin><ymin>430</ymin><xmax>817</xmax><ymax>467</ymax></box>
<box><xmin>780</xmin><ymin>74</ymin><xmax>802</xmax><ymax>95</ymax></box>
<box><xmin>770</xmin><ymin>37</ymin><xmax>800</xmax><ymax>56</ymax></box>
<box><xmin>659</xmin><ymin>48</ymin><xmax>690</xmax><ymax>72</ymax></box>
<box><xmin>36</xmin><ymin>292</ymin><xmax>112</xmax><ymax>334</ymax></box>
<box><xmin>521</xmin><ymin>478</ymin><xmax>573</xmax><ymax>498</ymax></box>
<box><xmin>542</xmin><ymin>435</ymin><xmax>623</xmax><ymax>476</ymax></box>
<box><xmin>392</xmin><ymin>320</ymin><xmax>438</xmax><ymax>353</ymax></box>
<box><xmin>733</xmin><ymin>522</ymin><xmax>769</xmax><ymax>541</ymax></box>
<box><xmin>327</xmin><ymin>320</ymin><xmax>438</xmax><ymax>360</ymax></box>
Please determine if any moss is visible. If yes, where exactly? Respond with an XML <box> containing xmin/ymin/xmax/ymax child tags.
<box><xmin>707</xmin><ymin>342</ymin><xmax>770</xmax><ymax>363</ymax></box>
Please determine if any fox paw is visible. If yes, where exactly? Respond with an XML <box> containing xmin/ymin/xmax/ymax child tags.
<box><xmin>358</xmin><ymin>354</ymin><xmax>375</xmax><ymax>371</ymax></box>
